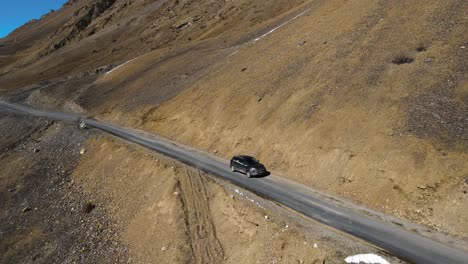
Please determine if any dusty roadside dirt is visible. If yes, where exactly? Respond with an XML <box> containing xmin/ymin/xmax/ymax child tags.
<box><xmin>0</xmin><ymin>113</ymin><xmax>403</xmax><ymax>263</ymax></box>
<box><xmin>0</xmin><ymin>114</ymin><xmax>128</xmax><ymax>263</ymax></box>
<box><xmin>75</xmin><ymin>134</ymin><xmax>401</xmax><ymax>263</ymax></box>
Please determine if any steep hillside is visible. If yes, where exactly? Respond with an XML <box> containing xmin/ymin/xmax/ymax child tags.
<box><xmin>0</xmin><ymin>113</ymin><xmax>394</xmax><ymax>263</ymax></box>
<box><xmin>0</xmin><ymin>0</ymin><xmax>305</xmax><ymax>90</ymax></box>
<box><xmin>1</xmin><ymin>0</ymin><xmax>467</xmax><ymax>244</ymax></box>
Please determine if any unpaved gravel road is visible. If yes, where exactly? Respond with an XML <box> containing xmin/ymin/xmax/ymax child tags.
<box><xmin>1</xmin><ymin>100</ymin><xmax>468</xmax><ymax>264</ymax></box>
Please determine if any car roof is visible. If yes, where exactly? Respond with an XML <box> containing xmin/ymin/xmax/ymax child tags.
<box><xmin>235</xmin><ymin>155</ymin><xmax>254</xmax><ymax>159</ymax></box>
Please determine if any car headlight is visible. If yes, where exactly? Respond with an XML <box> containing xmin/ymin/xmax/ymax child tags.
<box><xmin>250</xmin><ymin>168</ymin><xmax>257</xmax><ymax>172</ymax></box>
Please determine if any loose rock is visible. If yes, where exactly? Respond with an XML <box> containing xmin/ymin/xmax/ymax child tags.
<box><xmin>83</xmin><ymin>202</ymin><xmax>96</xmax><ymax>214</ymax></box>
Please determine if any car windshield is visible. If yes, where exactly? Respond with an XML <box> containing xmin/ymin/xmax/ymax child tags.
<box><xmin>244</xmin><ymin>157</ymin><xmax>259</xmax><ymax>165</ymax></box>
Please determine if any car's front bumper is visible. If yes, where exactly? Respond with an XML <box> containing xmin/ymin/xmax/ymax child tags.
<box><xmin>251</xmin><ymin>169</ymin><xmax>266</xmax><ymax>175</ymax></box>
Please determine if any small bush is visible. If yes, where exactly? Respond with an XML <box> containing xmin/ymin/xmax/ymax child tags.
<box><xmin>392</xmin><ymin>55</ymin><xmax>414</xmax><ymax>65</ymax></box>
<box><xmin>416</xmin><ymin>46</ymin><xmax>427</xmax><ymax>52</ymax></box>
<box><xmin>83</xmin><ymin>202</ymin><xmax>96</xmax><ymax>214</ymax></box>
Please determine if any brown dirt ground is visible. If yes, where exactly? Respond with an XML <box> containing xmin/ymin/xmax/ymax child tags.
<box><xmin>0</xmin><ymin>113</ymin><xmax>404</xmax><ymax>263</ymax></box>
<box><xmin>0</xmin><ymin>0</ymin><xmax>466</xmax><ymax>254</ymax></box>
<box><xmin>89</xmin><ymin>0</ymin><xmax>468</xmax><ymax>239</ymax></box>
<box><xmin>73</xmin><ymin>134</ymin><xmax>407</xmax><ymax>264</ymax></box>
<box><xmin>0</xmin><ymin>114</ymin><xmax>128</xmax><ymax>263</ymax></box>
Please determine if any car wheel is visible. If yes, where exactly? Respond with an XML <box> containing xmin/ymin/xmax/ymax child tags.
<box><xmin>231</xmin><ymin>165</ymin><xmax>235</xmax><ymax>172</ymax></box>
<box><xmin>246</xmin><ymin>171</ymin><xmax>251</xmax><ymax>178</ymax></box>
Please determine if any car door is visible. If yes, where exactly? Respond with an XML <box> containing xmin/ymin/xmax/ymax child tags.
<box><xmin>232</xmin><ymin>157</ymin><xmax>239</xmax><ymax>171</ymax></box>
<box><xmin>233</xmin><ymin>157</ymin><xmax>242</xmax><ymax>171</ymax></box>
<box><xmin>237</xmin><ymin>157</ymin><xmax>248</xmax><ymax>173</ymax></box>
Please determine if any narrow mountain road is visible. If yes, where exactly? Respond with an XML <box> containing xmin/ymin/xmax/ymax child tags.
<box><xmin>1</xmin><ymin>100</ymin><xmax>467</xmax><ymax>264</ymax></box>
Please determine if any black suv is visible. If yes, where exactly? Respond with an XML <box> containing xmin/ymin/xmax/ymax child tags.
<box><xmin>230</xmin><ymin>155</ymin><xmax>267</xmax><ymax>177</ymax></box>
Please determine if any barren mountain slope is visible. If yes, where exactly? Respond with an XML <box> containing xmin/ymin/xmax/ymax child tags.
<box><xmin>0</xmin><ymin>0</ymin><xmax>467</xmax><ymax>245</ymax></box>
<box><xmin>94</xmin><ymin>0</ymin><xmax>468</xmax><ymax>238</ymax></box>
<box><xmin>0</xmin><ymin>0</ymin><xmax>305</xmax><ymax>90</ymax></box>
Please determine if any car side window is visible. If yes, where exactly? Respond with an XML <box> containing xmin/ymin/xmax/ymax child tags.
<box><xmin>238</xmin><ymin>158</ymin><xmax>245</xmax><ymax>165</ymax></box>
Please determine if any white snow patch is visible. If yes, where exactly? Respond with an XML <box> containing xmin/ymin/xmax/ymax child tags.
<box><xmin>253</xmin><ymin>8</ymin><xmax>311</xmax><ymax>42</ymax></box>
<box><xmin>345</xmin><ymin>254</ymin><xmax>390</xmax><ymax>264</ymax></box>
<box><xmin>227</xmin><ymin>50</ymin><xmax>239</xmax><ymax>57</ymax></box>
<box><xmin>105</xmin><ymin>58</ymin><xmax>136</xmax><ymax>75</ymax></box>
